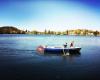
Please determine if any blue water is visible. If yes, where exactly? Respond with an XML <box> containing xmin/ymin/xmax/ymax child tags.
<box><xmin>0</xmin><ymin>34</ymin><xmax>100</xmax><ymax>80</ymax></box>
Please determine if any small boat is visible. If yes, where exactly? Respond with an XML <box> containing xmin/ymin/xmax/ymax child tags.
<box><xmin>37</xmin><ymin>45</ymin><xmax>81</xmax><ymax>54</ymax></box>
<box><xmin>44</xmin><ymin>47</ymin><xmax>81</xmax><ymax>54</ymax></box>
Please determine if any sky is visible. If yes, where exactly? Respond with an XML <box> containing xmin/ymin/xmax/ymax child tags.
<box><xmin>0</xmin><ymin>0</ymin><xmax>100</xmax><ymax>31</ymax></box>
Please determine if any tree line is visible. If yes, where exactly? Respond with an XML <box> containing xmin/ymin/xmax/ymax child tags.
<box><xmin>29</xmin><ymin>29</ymin><xmax>100</xmax><ymax>36</ymax></box>
<box><xmin>0</xmin><ymin>26</ymin><xmax>100</xmax><ymax>36</ymax></box>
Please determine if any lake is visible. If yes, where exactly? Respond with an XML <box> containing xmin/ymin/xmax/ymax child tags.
<box><xmin>0</xmin><ymin>34</ymin><xmax>100</xmax><ymax>80</ymax></box>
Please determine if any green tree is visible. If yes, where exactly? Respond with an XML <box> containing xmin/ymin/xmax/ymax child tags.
<box><xmin>93</xmin><ymin>31</ymin><xmax>99</xmax><ymax>36</ymax></box>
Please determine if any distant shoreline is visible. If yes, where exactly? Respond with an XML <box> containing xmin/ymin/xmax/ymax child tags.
<box><xmin>0</xmin><ymin>34</ymin><xmax>100</xmax><ymax>37</ymax></box>
<box><xmin>0</xmin><ymin>26</ymin><xmax>100</xmax><ymax>36</ymax></box>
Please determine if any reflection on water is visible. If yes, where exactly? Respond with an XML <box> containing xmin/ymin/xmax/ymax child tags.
<box><xmin>42</xmin><ymin>52</ymin><xmax>81</xmax><ymax>63</ymax></box>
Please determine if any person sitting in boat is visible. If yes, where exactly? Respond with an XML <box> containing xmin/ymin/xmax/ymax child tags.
<box><xmin>63</xmin><ymin>43</ymin><xmax>67</xmax><ymax>48</ymax></box>
<box><xmin>70</xmin><ymin>41</ymin><xmax>74</xmax><ymax>48</ymax></box>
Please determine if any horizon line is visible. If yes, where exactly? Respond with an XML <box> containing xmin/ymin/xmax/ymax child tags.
<box><xmin>0</xmin><ymin>26</ymin><xmax>100</xmax><ymax>32</ymax></box>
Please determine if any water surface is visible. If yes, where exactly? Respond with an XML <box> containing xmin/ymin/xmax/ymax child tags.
<box><xmin>0</xmin><ymin>34</ymin><xmax>100</xmax><ymax>80</ymax></box>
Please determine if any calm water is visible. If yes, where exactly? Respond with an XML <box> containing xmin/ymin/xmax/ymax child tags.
<box><xmin>0</xmin><ymin>34</ymin><xmax>100</xmax><ymax>80</ymax></box>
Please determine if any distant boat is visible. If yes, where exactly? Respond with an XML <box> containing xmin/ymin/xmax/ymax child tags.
<box><xmin>37</xmin><ymin>46</ymin><xmax>81</xmax><ymax>54</ymax></box>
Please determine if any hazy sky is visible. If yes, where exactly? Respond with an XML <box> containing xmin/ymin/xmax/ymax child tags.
<box><xmin>0</xmin><ymin>0</ymin><xmax>100</xmax><ymax>31</ymax></box>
